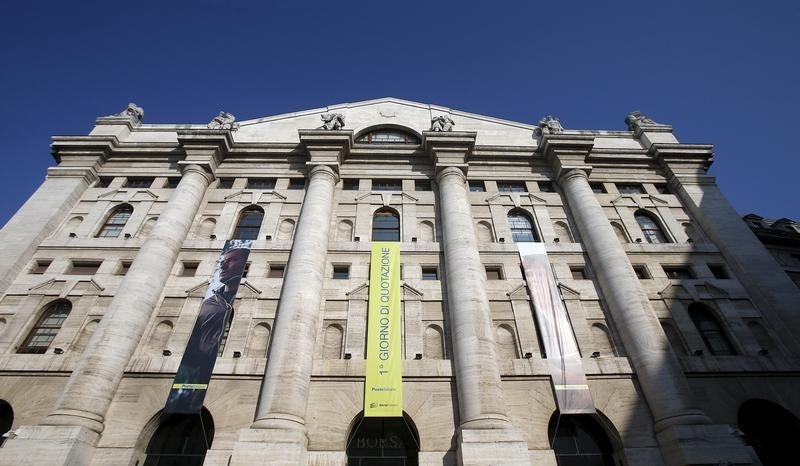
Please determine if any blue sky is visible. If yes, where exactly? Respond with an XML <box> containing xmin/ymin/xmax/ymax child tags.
<box><xmin>1</xmin><ymin>1</ymin><xmax>798</xmax><ymax>226</ymax></box>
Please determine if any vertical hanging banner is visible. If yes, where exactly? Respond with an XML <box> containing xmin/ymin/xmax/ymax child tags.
<box><xmin>364</xmin><ymin>242</ymin><xmax>403</xmax><ymax>417</ymax></box>
<box><xmin>164</xmin><ymin>239</ymin><xmax>252</xmax><ymax>414</ymax></box>
<box><xmin>519</xmin><ymin>243</ymin><xmax>595</xmax><ymax>414</ymax></box>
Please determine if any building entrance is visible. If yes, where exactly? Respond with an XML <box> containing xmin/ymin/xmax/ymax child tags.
<box><xmin>346</xmin><ymin>413</ymin><xmax>420</xmax><ymax>466</ymax></box>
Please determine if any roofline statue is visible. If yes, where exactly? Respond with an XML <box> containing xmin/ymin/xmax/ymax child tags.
<box><xmin>318</xmin><ymin>113</ymin><xmax>345</xmax><ymax>130</ymax></box>
<box><xmin>430</xmin><ymin>115</ymin><xmax>455</xmax><ymax>132</ymax></box>
<box><xmin>208</xmin><ymin>111</ymin><xmax>238</xmax><ymax>131</ymax></box>
<box><xmin>535</xmin><ymin>115</ymin><xmax>564</xmax><ymax>136</ymax></box>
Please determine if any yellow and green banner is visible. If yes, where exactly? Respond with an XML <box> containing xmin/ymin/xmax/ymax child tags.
<box><xmin>364</xmin><ymin>242</ymin><xmax>403</xmax><ymax>417</ymax></box>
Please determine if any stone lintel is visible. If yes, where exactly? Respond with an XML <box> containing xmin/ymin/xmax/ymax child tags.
<box><xmin>422</xmin><ymin>130</ymin><xmax>476</xmax><ymax>175</ymax></box>
<box><xmin>298</xmin><ymin>129</ymin><xmax>353</xmax><ymax>175</ymax></box>
<box><xmin>539</xmin><ymin>133</ymin><xmax>595</xmax><ymax>181</ymax></box>
<box><xmin>176</xmin><ymin>129</ymin><xmax>234</xmax><ymax>175</ymax></box>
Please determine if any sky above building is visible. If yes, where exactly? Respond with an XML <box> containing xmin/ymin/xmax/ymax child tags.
<box><xmin>1</xmin><ymin>1</ymin><xmax>798</xmax><ymax>226</ymax></box>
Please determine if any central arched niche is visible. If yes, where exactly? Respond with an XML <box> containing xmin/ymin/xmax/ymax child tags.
<box><xmin>346</xmin><ymin>411</ymin><xmax>420</xmax><ymax>466</ymax></box>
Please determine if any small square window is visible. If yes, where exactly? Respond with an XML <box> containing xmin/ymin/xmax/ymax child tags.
<box><xmin>485</xmin><ymin>266</ymin><xmax>503</xmax><ymax>280</ymax></box>
<box><xmin>268</xmin><ymin>264</ymin><xmax>285</xmax><ymax>278</ymax></box>
<box><xmin>95</xmin><ymin>177</ymin><xmax>113</xmax><ymax>188</ymax></box>
<box><xmin>468</xmin><ymin>181</ymin><xmax>486</xmax><ymax>192</ymax></box>
<box><xmin>117</xmin><ymin>261</ymin><xmax>132</xmax><ymax>275</ymax></box>
<box><xmin>247</xmin><ymin>178</ymin><xmax>276</xmax><ymax>190</ymax></box>
<box><xmin>654</xmin><ymin>184</ymin><xmax>670</xmax><ymax>194</ymax></box>
<box><xmin>708</xmin><ymin>264</ymin><xmax>730</xmax><ymax>279</ymax></box>
<box><xmin>242</xmin><ymin>262</ymin><xmax>251</xmax><ymax>278</ymax></box>
<box><xmin>288</xmin><ymin>178</ymin><xmax>305</xmax><ymax>190</ymax></box>
<box><xmin>663</xmin><ymin>265</ymin><xmax>694</xmax><ymax>280</ymax></box>
<box><xmin>590</xmin><ymin>183</ymin><xmax>606</xmax><ymax>193</ymax></box>
<box><xmin>343</xmin><ymin>179</ymin><xmax>360</xmax><ymax>190</ymax></box>
<box><xmin>333</xmin><ymin>265</ymin><xmax>350</xmax><ymax>279</ymax></box>
<box><xmin>497</xmin><ymin>181</ymin><xmax>527</xmax><ymax>193</ymax></box>
<box><xmin>68</xmin><ymin>261</ymin><xmax>102</xmax><ymax>275</ymax></box>
<box><xmin>31</xmin><ymin>260</ymin><xmax>52</xmax><ymax>274</ymax></box>
<box><xmin>166</xmin><ymin>177</ymin><xmax>181</xmax><ymax>189</ymax></box>
<box><xmin>538</xmin><ymin>181</ymin><xmax>556</xmax><ymax>193</ymax></box>
<box><xmin>421</xmin><ymin>267</ymin><xmax>439</xmax><ymax>280</ymax></box>
<box><xmin>181</xmin><ymin>262</ymin><xmax>199</xmax><ymax>277</ymax></box>
<box><xmin>632</xmin><ymin>265</ymin><xmax>651</xmax><ymax>279</ymax></box>
<box><xmin>617</xmin><ymin>183</ymin><xmax>644</xmax><ymax>194</ymax></box>
<box><xmin>570</xmin><ymin>266</ymin><xmax>588</xmax><ymax>280</ymax></box>
<box><xmin>217</xmin><ymin>178</ymin><xmax>235</xmax><ymax>189</ymax></box>
<box><xmin>373</xmin><ymin>179</ymin><xmax>402</xmax><ymax>191</ymax></box>
<box><xmin>125</xmin><ymin>177</ymin><xmax>154</xmax><ymax>189</ymax></box>
<box><xmin>414</xmin><ymin>180</ymin><xmax>432</xmax><ymax>191</ymax></box>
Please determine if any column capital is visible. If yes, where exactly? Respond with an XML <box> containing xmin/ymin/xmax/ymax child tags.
<box><xmin>436</xmin><ymin>165</ymin><xmax>467</xmax><ymax>184</ymax></box>
<box><xmin>423</xmin><ymin>131</ymin><xmax>476</xmax><ymax>175</ymax></box>
<box><xmin>177</xmin><ymin>129</ymin><xmax>234</xmax><ymax>176</ymax></box>
<box><xmin>538</xmin><ymin>133</ymin><xmax>595</xmax><ymax>180</ymax></box>
<box><xmin>177</xmin><ymin>162</ymin><xmax>216</xmax><ymax>183</ymax></box>
<box><xmin>557</xmin><ymin>167</ymin><xmax>590</xmax><ymax>186</ymax></box>
<box><xmin>298</xmin><ymin>129</ymin><xmax>353</xmax><ymax>176</ymax></box>
<box><xmin>307</xmin><ymin>164</ymin><xmax>339</xmax><ymax>183</ymax></box>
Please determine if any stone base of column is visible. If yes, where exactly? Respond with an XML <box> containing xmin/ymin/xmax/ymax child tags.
<box><xmin>457</xmin><ymin>427</ymin><xmax>531</xmax><ymax>466</ymax></box>
<box><xmin>655</xmin><ymin>423</ymin><xmax>755</xmax><ymax>466</ymax></box>
<box><xmin>230</xmin><ymin>427</ymin><xmax>308</xmax><ymax>466</ymax></box>
<box><xmin>0</xmin><ymin>425</ymin><xmax>99</xmax><ymax>466</ymax></box>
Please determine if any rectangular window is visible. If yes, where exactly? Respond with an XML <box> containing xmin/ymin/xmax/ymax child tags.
<box><xmin>590</xmin><ymin>183</ymin><xmax>606</xmax><ymax>193</ymax></box>
<box><xmin>125</xmin><ymin>177</ymin><xmax>154</xmax><ymax>188</ymax></box>
<box><xmin>617</xmin><ymin>183</ymin><xmax>644</xmax><ymax>194</ymax></box>
<box><xmin>95</xmin><ymin>177</ymin><xmax>114</xmax><ymax>188</ymax></box>
<box><xmin>373</xmin><ymin>179</ymin><xmax>402</xmax><ymax>191</ymax></box>
<box><xmin>268</xmin><ymin>264</ymin><xmax>285</xmax><ymax>278</ymax></box>
<box><xmin>570</xmin><ymin>266</ymin><xmax>588</xmax><ymax>280</ymax></box>
<box><xmin>708</xmin><ymin>264</ymin><xmax>730</xmax><ymax>279</ymax></box>
<box><xmin>485</xmin><ymin>266</ymin><xmax>503</xmax><ymax>280</ymax></box>
<box><xmin>117</xmin><ymin>261</ymin><xmax>132</xmax><ymax>275</ymax></box>
<box><xmin>632</xmin><ymin>264</ymin><xmax>651</xmax><ymax>279</ymax></box>
<box><xmin>68</xmin><ymin>261</ymin><xmax>102</xmax><ymax>275</ymax></box>
<box><xmin>538</xmin><ymin>181</ymin><xmax>556</xmax><ymax>193</ymax></box>
<box><xmin>497</xmin><ymin>181</ymin><xmax>527</xmax><ymax>193</ymax></box>
<box><xmin>654</xmin><ymin>184</ymin><xmax>670</xmax><ymax>194</ymax></box>
<box><xmin>414</xmin><ymin>179</ymin><xmax>432</xmax><ymax>191</ymax></box>
<box><xmin>217</xmin><ymin>178</ymin><xmax>235</xmax><ymax>189</ymax></box>
<box><xmin>242</xmin><ymin>262</ymin><xmax>251</xmax><ymax>278</ymax></box>
<box><xmin>421</xmin><ymin>267</ymin><xmax>439</xmax><ymax>280</ymax></box>
<box><xmin>287</xmin><ymin>178</ymin><xmax>305</xmax><ymax>190</ymax></box>
<box><xmin>247</xmin><ymin>178</ymin><xmax>276</xmax><ymax>190</ymax></box>
<box><xmin>166</xmin><ymin>177</ymin><xmax>181</xmax><ymax>189</ymax></box>
<box><xmin>468</xmin><ymin>181</ymin><xmax>486</xmax><ymax>192</ymax></box>
<box><xmin>342</xmin><ymin>179</ymin><xmax>360</xmax><ymax>190</ymax></box>
<box><xmin>662</xmin><ymin>265</ymin><xmax>695</xmax><ymax>280</ymax></box>
<box><xmin>333</xmin><ymin>265</ymin><xmax>350</xmax><ymax>279</ymax></box>
<box><xmin>181</xmin><ymin>262</ymin><xmax>199</xmax><ymax>277</ymax></box>
<box><xmin>31</xmin><ymin>260</ymin><xmax>52</xmax><ymax>274</ymax></box>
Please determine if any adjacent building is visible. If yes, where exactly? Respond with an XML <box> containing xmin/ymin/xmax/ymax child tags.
<box><xmin>0</xmin><ymin>98</ymin><xmax>798</xmax><ymax>466</ymax></box>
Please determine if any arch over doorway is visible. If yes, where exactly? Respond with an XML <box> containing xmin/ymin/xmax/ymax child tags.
<box><xmin>346</xmin><ymin>411</ymin><xmax>420</xmax><ymax>466</ymax></box>
<box><xmin>547</xmin><ymin>411</ymin><xmax>622</xmax><ymax>466</ymax></box>
<box><xmin>738</xmin><ymin>398</ymin><xmax>800</xmax><ymax>466</ymax></box>
<box><xmin>143</xmin><ymin>407</ymin><xmax>214</xmax><ymax>466</ymax></box>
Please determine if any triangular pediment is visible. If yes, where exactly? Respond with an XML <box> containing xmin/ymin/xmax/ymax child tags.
<box><xmin>186</xmin><ymin>280</ymin><xmax>211</xmax><ymax>297</ymax></box>
<box><xmin>401</xmin><ymin>283</ymin><xmax>423</xmax><ymax>300</ymax></box>
<box><xmin>346</xmin><ymin>282</ymin><xmax>369</xmax><ymax>300</ymax></box>
<box><xmin>237</xmin><ymin>280</ymin><xmax>262</xmax><ymax>298</ymax></box>
<box><xmin>234</xmin><ymin>97</ymin><xmax>540</xmax><ymax>147</ymax></box>
<box><xmin>507</xmin><ymin>283</ymin><xmax>529</xmax><ymax>299</ymax></box>
<box><xmin>658</xmin><ymin>283</ymin><xmax>694</xmax><ymax>300</ymax></box>
<box><xmin>557</xmin><ymin>283</ymin><xmax>581</xmax><ymax>299</ymax></box>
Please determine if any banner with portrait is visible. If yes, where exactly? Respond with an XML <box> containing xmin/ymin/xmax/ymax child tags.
<box><xmin>364</xmin><ymin>242</ymin><xmax>403</xmax><ymax>417</ymax></box>
<box><xmin>518</xmin><ymin>242</ymin><xmax>595</xmax><ymax>414</ymax></box>
<box><xmin>164</xmin><ymin>239</ymin><xmax>252</xmax><ymax>414</ymax></box>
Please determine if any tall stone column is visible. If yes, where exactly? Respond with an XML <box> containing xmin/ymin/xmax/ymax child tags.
<box><xmin>231</xmin><ymin>130</ymin><xmax>348</xmax><ymax>466</ymax></box>
<box><xmin>0</xmin><ymin>138</ymin><xmax>109</xmax><ymax>295</ymax></box>
<box><xmin>0</xmin><ymin>130</ymin><xmax>228</xmax><ymax>466</ymax></box>
<box><xmin>426</xmin><ymin>132</ymin><xmax>530</xmax><ymax>466</ymax></box>
<box><xmin>655</xmin><ymin>144</ymin><xmax>800</xmax><ymax>354</ymax></box>
<box><xmin>544</xmin><ymin>134</ymin><xmax>752</xmax><ymax>466</ymax></box>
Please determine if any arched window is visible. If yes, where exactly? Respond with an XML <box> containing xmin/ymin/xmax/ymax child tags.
<box><xmin>738</xmin><ymin>399</ymin><xmax>800</xmax><ymax>466</ymax></box>
<box><xmin>508</xmin><ymin>210</ymin><xmax>538</xmax><ymax>242</ymax></box>
<box><xmin>246</xmin><ymin>323</ymin><xmax>271</xmax><ymax>358</ymax></box>
<box><xmin>372</xmin><ymin>208</ymin><xmax>400</xmax><ymax>242</ymax></box>
<box><xmin>97</xmin><ymin>204</ymin><xmax>133</xmax><ymax>238</ymax></box>
<box><xmin>424</xmin><ymin>325</ymin><xmax>445</xmax><ymax>360</ymax></box>
<box><xmin>144</xmin><ymin>408</ymin><xmax>214</xmax><ymax>466</ymax></box>
<box><xmin>322</xmin><ymin>324</ymin><xmax>343</xmax><ymax>359</ymax></box>
<box><xmin>548</xmin><ymin>413</ymin><xmax>617</xmax><ymax>466</ymax></box>
<box><xmin>635</xmin><ymin>210</ymin><xmax>669</xmax><ymax>244</ymax></box>
<box><xmin>356</xmin><ymin>129</ymin><xmax>420</xmax><ymax>145</ymax></box>
<box><xmin>19</xmin><ymin>300</ymin><xmax>72</xmax><ymax>354</ymax></box>
<box><xmin>347</xmin><ymin>411</ymin><xmax>420</xmax><ymax>466</ymax></box>
<box><xmin>688</xmin><ymin>303</ymin><xmax>736</xmax><ymax>355</ymax></box>
<box><xmin>232</xmin><ymin>206</ymin><xmax>264</xmax><ymax>240</ymax></box>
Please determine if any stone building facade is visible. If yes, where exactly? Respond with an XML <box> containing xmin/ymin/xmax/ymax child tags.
<box><xmin>0</xmin><ymin>98</ymin><xmax>798</xmax><ymax>465</ymax></box>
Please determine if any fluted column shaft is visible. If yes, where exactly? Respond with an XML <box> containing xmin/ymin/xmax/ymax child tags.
<box><xmin>253</xmin><ymin>164</ymin><xmax>337</xmax><ymax>430</ymax></box>
<box><xmin>437</xmin><ymin>166</ymin><xmax>511</xmax><ymax>429</ymax></box>
<box><xmin>45</xmin><ymin>164</ymin><xmax>213</xmax><ymax>432</ymax></box>
<box><xmin>559</xmin><ymin>168</ymin><xmax>708</xmax><ymax>429</ymax></box>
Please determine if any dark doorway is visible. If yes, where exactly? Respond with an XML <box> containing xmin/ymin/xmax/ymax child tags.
<box><xmin>548</xmin><ymin>413</ymin><xmax>616</xmax><ymax>466</ymax></box>
<box><xmin>144</xmin><ymin>408</ymin><xmax>214</xmax><ymax>466</ymax></box>
<box><xmin>347</xmin><ymin>413</ymin><xmax>420</xmax><ymax>466</ymax></box>
<box><xmin>739</xmin><ymin>399</ymin><xmax>800</xmax><ymax>466</ymax></box>
<box><xmin>0</xmin><ymin>400</ymin><xmax>13</xmax><ymax>447</ymax></box>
